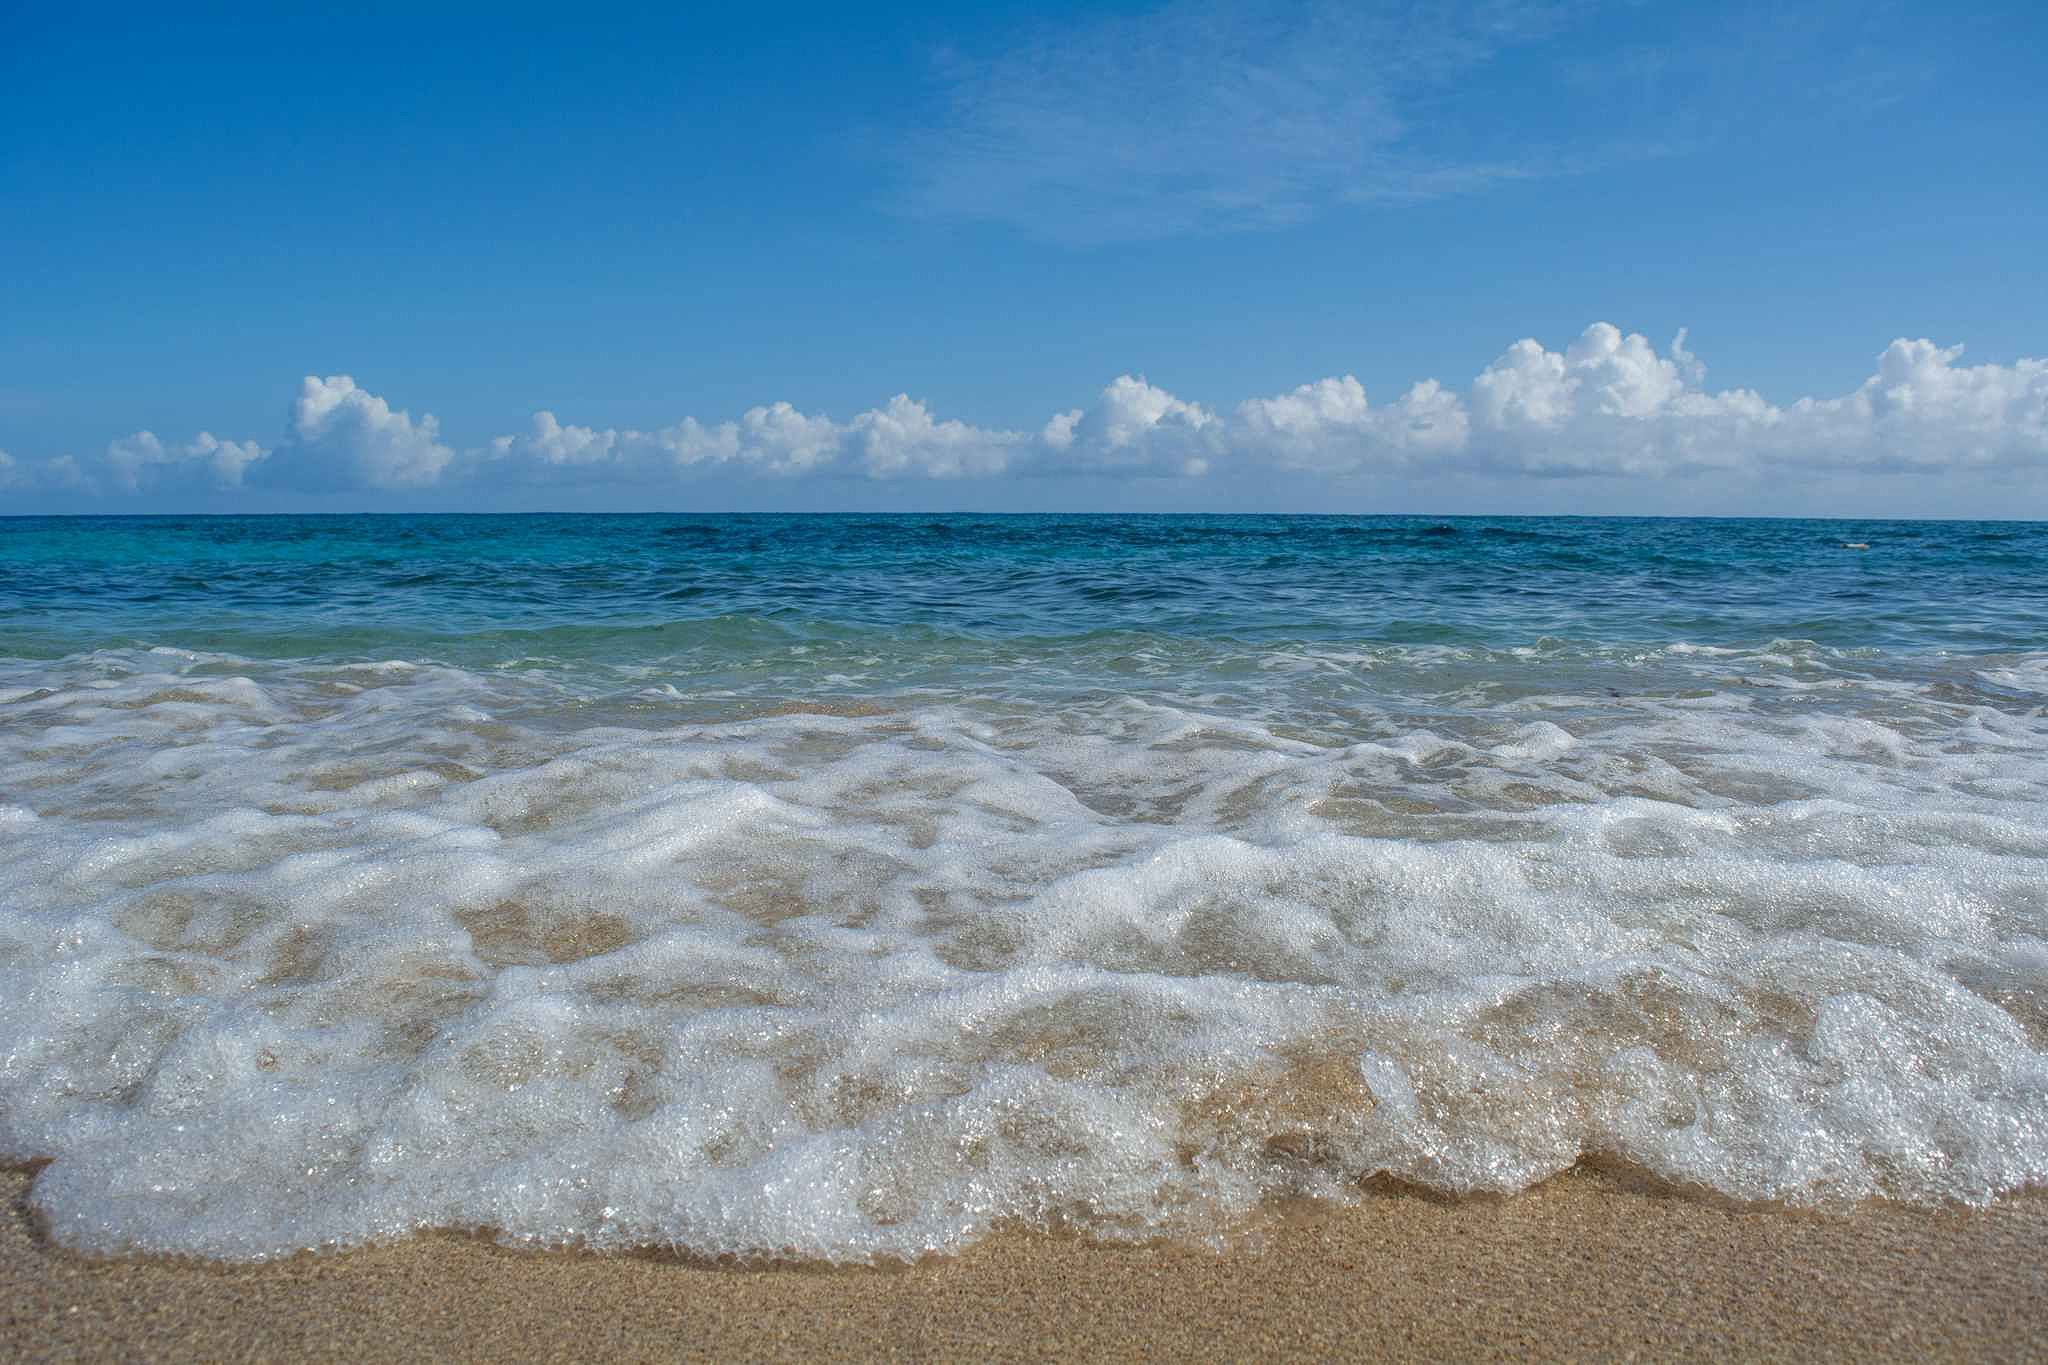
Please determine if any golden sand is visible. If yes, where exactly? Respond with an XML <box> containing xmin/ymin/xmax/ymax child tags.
<box><xmin>5</xmin><ymin>1162</ymin><xmax>2043</xmax><ymax>1362</ymax></box>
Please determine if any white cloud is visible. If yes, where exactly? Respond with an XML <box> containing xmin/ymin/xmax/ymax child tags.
<box><xmin>103</xmin><ymin>430</ymin><xmax>268</xmax><ymax>492</ymax></box>
<box><xmin>722</xmin><ymin>402</ymin><xmax>844</xmax><ymax>475</ymax></box>
<box><xmin>1446</xmin><ymin>325</ymin><xmax>2048</xmax><ymax>480</ymax></box>
<box><xmin>485</xmin><ymin>412</ymin><xmax>681</xmax><ymax>486</ymax></box>
<box><xmin>0</xmin><ymin>431</ymin><xmax>267</xmax><ymax>497</ymax></box>
<box><xmin>1234</xmin><ymin>375</ymin><xmax>1467</xmax><ymax>474</ymax></box>
<box><xmin>1781</xmin><ymin>340</ymin><xmax>2048</xmax><ymax>474</ymax></box>
<box><xmin>1043</xmin><ymin>376</ymin><xmax>1219</xmax><ymax>477</ymax></box>
<box><xmin>645</xmin><ymin>403</ymin><xmax>847</xmax><ymax>476</ymax></box>
<box><xmin>1019</xmin><ymin>325</ymin><xmax>2047</xmax><ymax>486</ymax></box>
<box><xmin>1460</xmin><ymin>324</ymin><xmax>1761</xmax><ymax>476</ymax></box>
<box><xmin>848</xmin><ymin>395</ymin><xmax>1022</xmax><ymax>478</ymax></box>
<box><xmin>262</xmin><ymin>375</ymin><xmax>454</xmax><ymax>491</ymax></box>
<box><xmin>481</xmin><ymin>395</ymin><xmax>1021</xmax><ymax>484</ymax></box>
<box><xmin>490</xmin><ymin>411</ymin><xmax>620</xmax><ymax>468</ymax></box>
<box><xmin>42</xmin><ymin>455</ymin><xmax>88</xmax><ymax>491</ymax></box>
<box><xmin>6</xmin><ymin>327</ymin><xmax>2045</xmax><ymax>507</ymax></box>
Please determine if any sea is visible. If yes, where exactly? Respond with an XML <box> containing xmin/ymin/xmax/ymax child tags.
<box><xmin>3</xmin><ymin>512</ymin><xmax>2046</xmax><ymax>1261</ymax></box>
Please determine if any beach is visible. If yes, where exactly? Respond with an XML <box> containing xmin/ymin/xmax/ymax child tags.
<box><xmin>7</xmin><ymin>1162</ymin><xmax>2045</xmax><ymax>1361</ymax></box>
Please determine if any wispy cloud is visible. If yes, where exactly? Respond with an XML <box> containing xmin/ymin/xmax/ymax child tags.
<box><xmin>893</xmin><ymin>0</ymin><xmax>1624</xmax><ymax>243</ymax></box>
<box><xmin>891</xmin><ymin>0</ymin><xmax>1936</xmax><ymax>244</ymax></box>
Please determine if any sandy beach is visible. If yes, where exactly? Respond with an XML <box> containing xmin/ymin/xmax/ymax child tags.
<box><xmin>6</xmin><ymin>1162</ymin><xmax>2043</xmax><ymax>1362</ymax></box>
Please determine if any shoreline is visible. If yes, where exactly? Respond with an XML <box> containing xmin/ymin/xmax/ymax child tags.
<box><xmin>7</xmin><ymin>1163</ymin><xmax>2044</xmax><ymax>1361</ymax></box>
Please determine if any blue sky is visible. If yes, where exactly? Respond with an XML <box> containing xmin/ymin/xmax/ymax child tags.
<box><xmin>3</xmin><ymin>1</ymin><xmax>2044</xmax><ymax>516</ymax></box>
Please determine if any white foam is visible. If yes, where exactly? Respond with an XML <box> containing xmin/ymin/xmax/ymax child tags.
<box><xmin>2</xmin><ymin>643</ymin><xmax>2046</xmax><ymax>1260</ymax></box>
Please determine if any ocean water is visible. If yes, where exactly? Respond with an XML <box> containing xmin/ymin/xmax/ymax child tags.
<box><xmin>3</xmin><ymin>512</ymin><xmax>2047</xmax><ymax>1261</ymax></box>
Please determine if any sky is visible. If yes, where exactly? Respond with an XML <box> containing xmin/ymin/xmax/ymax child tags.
<box><xmin>2</xmin><ymin>0</ymin><xmax>2044</xmax><ymax>518</ymax></box>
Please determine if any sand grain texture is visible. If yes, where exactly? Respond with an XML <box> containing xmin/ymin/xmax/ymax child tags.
<box><xmin>5</xmin><ymin>1164</ymin><xmax>2045</xmax><ymax>1362</ymax></box>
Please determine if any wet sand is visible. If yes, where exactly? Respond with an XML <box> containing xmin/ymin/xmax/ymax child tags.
<box><xmin>5</xmin><ymin>1162</ymin><xmax>2044</xmax><ymax>1362</ymax></box>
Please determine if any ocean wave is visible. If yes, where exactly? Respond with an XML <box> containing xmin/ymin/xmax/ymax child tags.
<box><xmin>2</xmin><ymin>642</ymin><xmax>2046</xmax><ymax>1259</ymax></box>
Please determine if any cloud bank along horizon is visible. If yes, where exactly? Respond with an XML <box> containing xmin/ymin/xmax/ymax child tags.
<box><xmin>4</xmin><ymin>324</ymin><xmax>2045</xmax><ymax>510</ymax></box>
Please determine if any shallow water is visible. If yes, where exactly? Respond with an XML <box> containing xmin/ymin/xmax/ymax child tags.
<box><xmin>3</xmin><ymin>513</ymin><xmax>2046</xmax><ymax>1259</ymax></box>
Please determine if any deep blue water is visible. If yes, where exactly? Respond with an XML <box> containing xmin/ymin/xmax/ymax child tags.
<box><xmin>3</xmin><ymin>513</ymin><xmax>2045</xmax><ymax>662</ymax></box>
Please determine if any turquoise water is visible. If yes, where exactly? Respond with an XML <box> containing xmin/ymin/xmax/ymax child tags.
<box><xmin>5</xmin><ymin>514</ymin><xmax>2046</xmax><ymax>663</ymax></box>
<box><xmin>3</xmin><ymin>513</ymin><xmax>2047</xmax><ymax>1260</ymax></box>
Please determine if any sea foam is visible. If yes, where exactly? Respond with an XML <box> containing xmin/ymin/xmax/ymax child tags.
<box><xmin>3</xmin><ymin>636</ymin><xmax>2046</xmax><ymax>1261</ymax></box>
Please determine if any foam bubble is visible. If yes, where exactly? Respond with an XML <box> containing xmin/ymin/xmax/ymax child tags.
<box><xmin>2</xmin><ymin>641</ymin><xmax>2047</xmax><ymax>1260</ymax></box>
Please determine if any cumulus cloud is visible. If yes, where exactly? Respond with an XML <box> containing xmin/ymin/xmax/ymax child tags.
<box><xmin>1234</xmin><ymin>375</ymin><xmax>1467</xmax><ymax>474</ymax></box>
<box><xmin>1448</xmin><ymin>325</ymin><xmax>2048</xmax><ymax>480</ymax></box>
<box><xmin>5</xmin><ymin>327</ymin><xmax>2045</xmax><ymax>507</ymax></box>
<box><xmin>668</xmin><ymin>402</ymin><xmax>847</xmax><ymax>476</ymax></box>
<box><xmin>848</xmin><ymin>395</ymin><xmax>1021</xmax><ymax>478</ymax></box>
<box><xmin>482</xmin><ymin>395</ymin><xmax>1022</xmax><ymax>485</ymax></box>
<box><xmin>1462</xmin><ymin>323</ymin><xmax>1757</xmax><ymax>476</ymax></box>
<box><xmin>103</xmin><ymin>430</ymin><xmax>268</xmax><ymax>492</ymax></box>
<box><xmin>490</xmin><ymin>411</ymin><xmax>621</xmax><ymax>469</ymax></box>
<box><xmin>466</xmin><ymin>332</ymin><xmax>2048</xmax><ymax>490</ymax></box>
<box><xmin>260</xmin><ymin>376</ymin><xmax>454</xmax><ymax>491</ymax></box>
<box><xmin>1782</xmin><ymin>340</ymin><xmax>2048</xmax><ymax>474</ymax></box>
<box><xmin>1042</xmin><ymin>376</ymin><xmax>1218</xmax><ymax>477</ymax></box>
<box><xmin>0</xmin><ymin>431</ymin><xmax>267</xmax><ymax>497</ymax></box>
